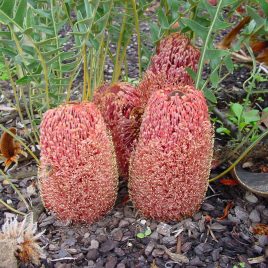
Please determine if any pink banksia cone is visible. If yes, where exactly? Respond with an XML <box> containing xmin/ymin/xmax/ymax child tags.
<box><xmin>39</xmin><ymin>102</ymin><xmax>118</xmax><ymax>223</ymax></box>
<box><xmin>93</xmin><ymin>83</ymin><xmax>143</xmax><ymax>178</ymax></box>
<box><xmin>138</xmin><ymin>33</ymin><xmax>200</xmax><ymax>102</ymax></box>
<box><xmin>129</xmin><ymin>85</ymin><xmax>214</xmax><ymax>221</ymax></box>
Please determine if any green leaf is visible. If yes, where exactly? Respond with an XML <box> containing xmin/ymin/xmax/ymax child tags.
<box><xmin>224</xmin><ymin>55</ymin><xmax>234</xmax><ymax>73</ymax></box>
<box><xmin>216</xmin><ymin>127</ymin><xmax>231</xmax><ymax>135</ymax></box>
<box><xmin>204</xmin><ymin>49</ymin><xmax>229</xmax><ymax>60</ymax></box>
<box><xmin>243</xmin><ymin>110</ymin><xmax>260</xmax><ymax>124</ymax></box>
<box><xmin>259</xmin><ymin>0</ymin><xmax>268</xmax><ymax>17</ymax></box>
<box><xmin>158</xmin><ymin>8</ymin><xmax>169</xmax><ymax>29</ymax></box>
<box><xmin>14</xmin><ymin>0</ymin><xmax>27</xmax><ymax>27</ymax></box>
<box><xmin>137</xmin><ymin>233</ymin><xmax>145</xmax><ymax>239</ymax></box>
<box><xmin>181</xmin><ymin>18</ymin><xmax>208</xmax><ymax>41</ymax></box>
<box><xmin>144</xmin><ymin>228</ymin><xmax>152</xmax><ymax>237</ymax></box>
<box><xmin>0</xmin><ymin>0</ymin><xmax>15</xmax><ymax>18</ymax></box>
<box><xmin>149</xmin><ymin>22</ymin><xmax>160</xmax><ymax>43</ymax></box>
<box><xmin>203</xmin><ymin>88</ymin><xmax>217</xmax><ymax>103</ymax></box>
<box><xmin>16</xmin><ymin>75</ymin><xmax>32</xmax><ymax>85</ymax></box>
<box><xmin>230</xmin><ymin>103</ymin><xmax>243</xmax><ymax>119</ymax></box>
<box><xmin>210</xmin><ymin>70</ymin><xmax>220</xmax><ymax>87</ymax></box>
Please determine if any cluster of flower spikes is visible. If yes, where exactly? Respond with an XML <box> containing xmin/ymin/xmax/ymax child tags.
<box><xmin>93</xmin><ymin>33</ymin><xmax>200</xmax><ymax>179</ymax></box>
<box><xmin>39</xmin><ymin>102</ymin><xmax>118</xmax><ymax>223</ymax></box>
<box><xmin>93</xmin><ymin>82</ymin><xmax>144</xmax><ymax>178</ymax></box>
<box><xmin>129</xmin><ymin>85</ymin><xmax>214</xmax><ymax>221</ymax></box>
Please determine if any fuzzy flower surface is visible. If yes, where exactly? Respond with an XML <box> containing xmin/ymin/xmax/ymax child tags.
<box><xmin>39</xmin><ymin>102</ymin><xmax>118</xmax><ymax>223</ymax></box>
<box><xmin>0</xmin><ymin>213</ymin><xmax>45</xmax><ymax>266</ymax></box>
<box><xmin>138</xmin><ymin>33</ymin><xmax>200</xmax><ymax>104</ymax></box>
<box><xmin>129</xmin><ymin>85</ymin><xmax>214</xmax><ymax>221</ymax></box>
<box><xmin>93</xmin><ymin>83</ymin><xmax>143</xmax><ymax>177</ymax></box>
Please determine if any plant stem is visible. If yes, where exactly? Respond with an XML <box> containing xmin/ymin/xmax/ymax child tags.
<box><xmin>196</xmin><ymin>0</ymin><xmax>224</xmax><ymax>89</ymax></box>
<box><xmin>131</xmin><ymin>0</ymin><xmax>142</xmax><ymax>79</ymax></box>
<box><xmin>209</xmin><ymin>128</ymin><xmax>268</xmax><ymax>183</ymax></box>
<box><xmin>0</xmin><ymin>199</ymin><xmax>26</xmax><ymax>216</ymax></box>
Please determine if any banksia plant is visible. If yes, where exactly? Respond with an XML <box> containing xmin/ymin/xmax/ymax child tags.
<box><xmin>138</xmin><ymin>33</ymin><xmax>200</xmax><ymax>102</ymax></box>
<box><xmin>129</xmin><ymin>85</ymin><xmax>213</xmax><ymax>221</ymax></box>
<box><xmin>39</xmin><ymin>102</ymin><xmax>118</xmax><ymax>223</ymax></box>
<box><xmin>93</xmin><ymin>83</ymin><xmax>143</xmax><ymax>177</ymax></box>
<box><xmin>0</xmin><ymin>213</ymin><xmax>45</xmax><ymax>267</ymax></box>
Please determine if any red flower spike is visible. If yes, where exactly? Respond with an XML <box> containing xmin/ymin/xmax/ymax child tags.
<box><xmin>39</xmin><ymin>102</ymin><xmax>118</xmax><ymax>223</ymax></box>
<box><xmin>129</xmin><ymin>85</ymin><xmax>214</xmax><ymax>221</ymax></box>
<box><xmin>137</xmin><ymin>33</ymin><xmax>200</xmax><ymax>108</ymax></box>
<box><xmin>93</xmin><ymin>83</ymin><xmax>143</xmax><ymax>178</ymax></box>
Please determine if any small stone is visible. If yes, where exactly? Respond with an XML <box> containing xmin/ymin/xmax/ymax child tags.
<box><xmin>258</xmin><ymin>235</ymin><xmax>268</xmax><ymax>247</ymax></box>
<box><xmin>156</xmin><ymin>223</ymin><xmax>172</xmax><ymax>236</ymax></box>
<box><xmin>111</xmin><ymin>228</ymin><xmax>123</xmax><ymax>241</ymax></box>
<box><xmin>249</xmin><ymin>209</ymin><xmax>261</xmax><ymax>223</ymax></box>
<box><xmin>162</xmin><ymin>236</ymin><xmax>177</xmax><ymax>246</ymax></box>
<box><xmin>49</xmin><ymin>244</ymin><xmax>58</xmax><ymax>251</ymax></box>
<box><xmin>114</xmin><ymin>247</ymin><xmax>125</xmax><ymax>257</ymax></box>
<box><xmin>84</xmin><ymin>232</ymin><xmax>90</xmax><ymax>239</ymax></box>
<box><xmin>105</xmin><ymin>255</ymin><xmax>117</xmax><ymax>268</ymax></box>
<box><xmin>212</xmin><ymin>248</ymin><xmax>222</xmax><ymax>261</ymax></box>
<box><xmin>90</xmin><ymin>239</ymin><xmax>99</xmax><ymax>249</ymax></box>
<box><xmin>202</xmin><ymin>203</ymin><xmax>215</xmax><ymax>211</ymax></box>
<box><xmin>66</xmin><ymin>248</ymin><xmax>77</xmax><ymax>254</ymax></box>
<box><xmin>262</xmin><ymin>209</ymin><xmax>268</xmax><ymax>220</ymax></box>
<box><xmin>194</xmin><ymin>243</ymin><xmax>213</xmax><ymax>255</ymax></box>
<box><xmin>150</xmin><ymin>231</ymin><xmax>159</xmax><ymax>240</ymax></box>
<box><xmin>116</xmin><ymin>263</ymin><xmax>125</xmax><ymax>268</ymax></box>
<box><xmin>57</xmin><ymin>249</ymin><xmax>71</xmax><ymax>258</ymax></box>
<box><xmin>189</xmin><ymin>256</ymin><xmax>203</xmax><ymax>266</ymax></box>
<box><xmin>234</xmin><ymin>206</ymin><xmax>248</xmax><ymax>221</ymax></box>
<box><xmin>140</xmin><ymin>219</ymin><xmax>147</xmax><ymax>225</ymax></box>
<box><xmin>253</xmin><ymin>245</ymin><xmax>263</xmax><ymax>254</ymax></box>
<box><xmin>87</xmin><ymin>249</ymin><xmax>99</xmax><ymax>261</ymax></box>
<box><xmin>118</xmin><ymin>220</ymin><xmax>129</xmax><ymax>228</ymax></box>
<box><xmin>181</xmin><ymin>241</ymin><xmax>192</xmax><ymax>253</ymax></box>
<box><xmin>145</xmin><ymin>240</ymin><xmax>155</xmax><ymax>256</ymax></box>
<box><xmin>99</xmin><ymin>240</ymin><xmax>117</xmax><ymax>253</ymax></box>
<box><xmin>152</xmin><ymin>248</ymin><xmax>165</xmax><ymax>257</ymax></box>
<box><xmin>87</xmin><ymin>260</ymin><xmax>95</xmax><ymax>268</ymax></box>
<box><xmin>210</xmin><ymin>223</ymin><xmax>227</xmax><ymax>232</ymax></box>
<box><xmin>245</xmin><ymin>192</ymin><xmax>258</xmax><ymax>203</ymax></box>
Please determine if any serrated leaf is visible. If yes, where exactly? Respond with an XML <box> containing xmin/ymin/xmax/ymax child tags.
<box><xmin>204</xmin><ymin>49</ymin><xmax>230</xmax><ymax>60</ymax></box>
<box><xmin>224</xmin><ymin>55</ymin><xmax>234</xmax><ymax>73</ymax></box>
<box><xmin>181</xmin><ymin>18</ymin><xmax>208</xmax><ymax>41</ymax></box>
<box><xmin>158</xmin><ymin>8</ymin><xmax>169</xmax><ymax>29</ymax></box>
<box><xmin>203</xmin><ymin>88</ymin><xmax>217</xmax><ymax>103</ymax></box>
<box><xmin>149</xmin><ymin>22</ymin><xmax>160</xmax><ymax>43</ymax></box>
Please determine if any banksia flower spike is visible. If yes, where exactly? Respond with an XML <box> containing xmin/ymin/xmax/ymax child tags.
<box><xmin>0</xmin><ymin>128</ymin><xmax>27</xmax><ymax>171</ymax></box>
<box><xmin>39</xmin><ymin>102</ymin><xmax>118</xmax><ymax>223</ymax></box>
<box><xmin>137</xmin><ymin>33</ymin><xmax>200</xmax><ymax>106</ymax></box>
<box><xmin>0</xmin><ymin>213</ymin><xmax>45</xmax><ymax>267</ymax></box>
<box><xmin>129</xmin><ymin>85</ymin><xmax>214</xmax><ymax>221</ymax></box>
<box><xmin>93</xmin><ymin>83</ymin><xmax>143</xmax><ymax>177</ymax></box>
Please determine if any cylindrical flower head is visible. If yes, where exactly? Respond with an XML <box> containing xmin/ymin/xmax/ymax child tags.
<box><xmin>39</xmin><ymin>102</ymin><xmax>118</xmax><ymax>223</ymax></box>
<box><xmin>137</xmin><ymin>33</ymin><xmax>200</xmax><ymax>110</ymax></box>
<box><xmin>93</xmin><ymin>83</ymin><xmax>143</xmax><ymax>178</ymax></box>
<box><xmin>129</xmin><ymin>85</ymin><xmax>214</xmax><ymax>221</ymax></box>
